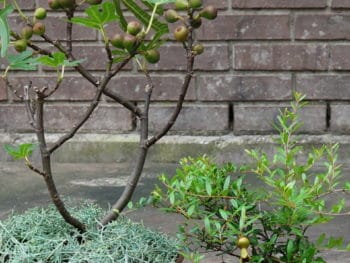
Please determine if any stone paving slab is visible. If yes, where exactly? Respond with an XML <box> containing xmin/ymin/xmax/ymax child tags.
<box><xmin>1</xmin><ymin>162</ymin><xmax>350</xmax><ymax>262</ymax></box>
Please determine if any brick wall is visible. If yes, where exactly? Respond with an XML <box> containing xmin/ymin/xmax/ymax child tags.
<box><xmin>1</xmin><ymin>0</ymin><xmax>350</xmax><ymax>135</ymax></box>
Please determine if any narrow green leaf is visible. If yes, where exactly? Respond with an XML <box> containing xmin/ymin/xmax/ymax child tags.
<box><xmin>219</xmin><ymin>209</ymin><xmax>228</xmax><ymax>221</ymax></box>
<box><xmin>205</xmin><ymin>179</ymin><xmax>212</xmax><ymax>196</ymax></box>
<box><xmin>187</xmin><ymin>204</ymin><xmax>195</xmax><ymax>217</ymax></box>
<box><xmin>112</xmin><ymin>0</ymin><xmax>127</xmax><ymax>31</ymax></box>
<box><xmin>239</xmin><ymin>206</ymin><xmax>246</xmax><ymax>231</ymax></box>
<box><xmin>204</xmin><ymin>216</ymin><xmax>211</xmax><ymax>233</ymax></box>
<box><xmin>0</xmin><ymin>5</ymin><xmax>13</xmax><ymax>57</ymax></box>
<box><xmin>223</xmin><ymin>176</ymin><xmax>230</xmax><ymax>191</ymax></box>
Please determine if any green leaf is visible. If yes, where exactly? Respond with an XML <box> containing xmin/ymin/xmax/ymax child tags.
<box><xmin>4</xmin><ymin>143</ymin><xmax>36</xmax><ymax>160</ymax></box>
<box><xmin>239</xmin><ymin>206</ymin><xmax>246</xmax><ymax>231</ymax></box>
<box><xmin>0</xmin><ymin>5</ymin><xmax>13</xmax><ymax>57</ymax></box>
<box><xmin>144</xmin><ymin>0</ymin><xmax>176</xmax><ymax>5</ymax></box>
<box><xmin>112</xmin><ymin>0</ymin><xmax>127</xmax><ymax>31</ymax></box>
<box><xmin>121</xmin><ymin>0</ymin><xmax>169</xmax><ymax>34</ymax></box>
<box><xmin>7</xmin><ymin>50</ymin><xmax>39</xmax><ymax>70</ymax></box>
<box><xmin>38</xmin><ymin>52</ymin><xmax>84</xmax><ymax>68</ymax></box>
<box><xmin>187</xmin><ymin>204</ymin><xmax>195</xmax><ymax>217</ymax></box>
<box><xmin>70</xmin><ymin>1</ymin><xmax>118</xmax><ymax>30</ymax></box>
<box><xmin>205</xmin><ymin>179</ymin><xmax>212</xmax><ymax>196</ymax></box>
<box><xmin>204</xmin><ymin>216</ymin><xmax>211</xmax><ymax>233</ymax></box>
<box><xmin>219</xmin><ymin>209</ymin><xmax>228</xmax><ymax>221</ymax></box>
<box><xmin>223</xmin><ymin>176</ymin><xmax>230</xmax><ymax>191</ymax></box>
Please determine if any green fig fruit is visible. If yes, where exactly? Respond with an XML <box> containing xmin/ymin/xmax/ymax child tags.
<box><xmin>192</xmin><ymin>44</ymin><xmax>204</xmax><ymax>55</ymax></box>
<box><xmin>48</xmin><ymin>0</ymin><xmax>62</xmax><ymax>9</ymax></box>
<box><xmin>86</xmin><ymin>0</ymin><xmax>103</xmax><ymax>4</ymax></box>
<box><xmin>145</xmin><ymin>49</ymin><xmax>160</xmax><ymax>64</ymax></box>
<box><xmin>174</xmin><ymin>26</ymin><xmax>189</xmax><ymax>42</ymax></box>
<box><xmin>127</xmin><ymin>21</ymin><xmax>142</xmax><ymax>36</ymax></box>
<box><xmin>33</xmin><ymin>22</ymin><xmax>46</xmax><ymax>35</ymax></box>
<box><xmin>190</xmin><ymin>16</ymin><xmax>202</xmax><ymax>28</ymax></box>
<box><xmin>21</xmin><ymin>26</ymin><xmax>33</xmax><ymax>39</ymax></box>
<box><xmin>110</xmin><ymin>34</ymin><xmax>124</xmax><ymax>49</ymax></box>
<box><xmin>123</xmin><ymin>34</ymin><xmax>137</xmax><ymax>52</ymax></box>
<box><xmin>14</xmin><ymin>39</ymin><xmax>27</xmax><ymax>52</ymax></box>
<box><xmin>58</xmin><ymin>0</ymin><xmax>75</xmax><ymax>9</ymax></box>
<box><xmin>189</xmin><ymin>0</ymin><xmax>202</xmax><ymax>9</ymax></box>
<box><xmin>34</xmin><ymin>7</ymin><xmax>47</xmax><ymax>20</ymax></box>
<box><xmin>200</xmin><ymin>5</ymin><xmax>217</xmax><ymax>20</ymax></box>
<box><xmin>164</xmin><ymin>9</ymin><xmax>179</xmax><ymax>23</ymax></box>
<box><xmin>175</xmin><ymin>0</ymin><xmax>188</xmax><ymax>10</ymax></box>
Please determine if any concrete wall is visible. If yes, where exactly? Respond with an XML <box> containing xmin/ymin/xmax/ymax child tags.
<box><xmin>1</xmin><ymin>0</ymin><xmax>350</xmax><ymax>135</ymax></box>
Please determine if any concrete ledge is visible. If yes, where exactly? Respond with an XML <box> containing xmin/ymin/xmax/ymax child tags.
<box><xmin>1</xmin><ymin>133</ymin><xmax>350</xmax><ymax>165</ymax></box>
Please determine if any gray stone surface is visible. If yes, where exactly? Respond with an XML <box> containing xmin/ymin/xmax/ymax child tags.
<box><xmin>1</xmin><ymin>161</ymin><xmax>350</xmax><ymax>262</ymax></box>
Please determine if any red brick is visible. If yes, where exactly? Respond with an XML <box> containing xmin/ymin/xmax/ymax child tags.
<box><xmin>330</xmin><ymin>45</ymin><xmax>350</xmax><ymax>70</ymax></box>
<box><xmin>197</xmin><ymin>15</ymin><xmax>290</xmax><ymax>40</ymax></box>
<box><xmin>330</xmin><ymin>104</ymin><xmax>350</xmax><ymax>132</ymax></box>
<box><xmin>44</xmin><ymin>104</ymin><xmax>133</xmax><ymax>132</ymax></box>
<box><xmin>232</xmin><ymin>0</ymin><xmax>327</xmax><ymax>9</ymax></box>
<box><xmin>7</xmin><ymin>76</ymin><xmax>96</xmax><ymax>101</ymax></box>
<box><xmin>234</xmin><ymin>44</ymin><xmax>329</xmax><ymax>71</ymax></box>
<box><xmin>147</xmin><ymin>104</ymin><xmax>229</xmax><ymax>132</ymax></box>
<box><xmin>296</xmin><ymin>74</ymin><xmax>350</xmax><ymax>100</ymax></box>
<box><xmin>197</xmin><ymin>75</ymin><xmax>292</xmax><ymax>101</ymax></box>
<box><xmin>0</xmin><ymin>105</ymin><xmax>31</xmax><ymax>131</ymax></box>
<box><xmin>0</xmin><ymin>78</ymin><xmax>7</xmax><ymax>101</ymax></box>
<box><xmin>296</xmin><ymin>15</ymin><xmax>350</xmax><ymax>40</ymax></box>
<box><xmin>69</xmin><ymin>45</ymin><xmax>132</xmax><ymax>71</ymax></box>
<box><xmin>107</xmin><ymin>75</ymin><xmax>195</xmax><ymax>101</ymax></box>
<box><xmin>234</xmin><ymin>103</ymin><xmax>327</xmax><ymax>134</ymax></box>
<box><xmin>16</xmin><ymin>0</ymin><xmax>35</xmax><ymax>10</ymax></box>
<box><xmin>332</xmin><ymin>0</ymin><xmax>350</xmax><ymax>8</ymax></box>
<box><xmin>149</xmin><ymin>45</ymin><xmax>229</xmax><ymax>71</ymax></box>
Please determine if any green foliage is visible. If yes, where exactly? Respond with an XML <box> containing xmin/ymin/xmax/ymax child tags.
<box><xmin>0</xmin><ymin>203</ymin><xmax>180</xmax><ymax>263</ymax></box>
<box><xmin>0</xmin><ymin>5</ymin><xmax>13</xmax><ymax>57</ymax></box>
<box><xmin>70</xmin><ymin>1</ymin><xmax>119</xmax><ymax>30</ymax></box>
<box><xmin>38</xmin><ymin>52</ymin><xmax>84</xmax><ymax>68</ymax></box>
<box><xmin>4</xmin><ymin>143</ymin><xmax>36</xmax><ymax>160</ymax></box>
<box><xmin>150</xmin><ymin>92</ymin><xmax>350</xmax><ymax>262</ymax></box>
<box><xmin>6</xmin><ymin>50</ymin><xmax>39</xmax><ymax>71</ymax></box>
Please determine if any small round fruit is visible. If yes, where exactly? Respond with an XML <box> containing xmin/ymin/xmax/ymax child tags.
<box><xmin>190</xmin><ymin>16</ymin><xmax>202</xmax><ymax>28</ymax></box>
<box><xmin>86</xmin><ymin>0</ymin><xmax>103</xmax><ymax>4</ymax></box>
<box><xmin>21</xmin><ymin>26</ymin><xmax>33</xmax><ymax>39</ymax></box>
<box><xmin>192</xmin><ymin>44</ymin><xmax>204</xmax><ymax>55</ymax></box>
<box><xmin>145</xmin><ymin>49</ymin><xmax>160</xmax><ymax>64</ymax></box>
<box><xmin>175</xmin><ymin>0</ymin><xmax>188</xmax><ymax>10</ymax></box>
<box><xmin>200</xmin><ymin>5</ymin><xmax>217</xmax><ymax>20</ymax></box>
<box><xmin>237</xmin><ymin>236</ymin><xmax>250</xmax><ymax>249</ymax></box>
<box><xmin>33</xmin><ymin>22</ymin><xmax>46</xmax><ymax>35</ymax></box>
<box><xmin>123</xmin><ymin>34</ymin><xmax>137</xmax><ymax>51</ymax></box>
<box><xmin>189</xmin><ymin>0</ymin><xmax>202</xmax><ymax>9</ymax></box>
<box><xmin>127</xmin><ymin>21</ymin><xmax>142</xmax><ymax>36</ymax></box>
<box><xmin>110</xmin><ymin>33</ymin><xmax>124</xmax><ymax>48</ymax></box>
<box><xmin>14</xmin><ymin>39</ymin><xmax>27</xmax><ymax>52</ymax></box>
<box><xmin>174</xmin><ymin>26</ymin><xmax>189</xmax><ymax>42</ymax></box>
<box><xmin>48</xmin><ymin>0</ymin><xmax>61</xmax><ymax>9</ymax></box>
<box><xmin>164</xmin><ymin>9</ymin><xmax>179</xmax><ymax>23</ymax></box>
<box><xmin>58</xmin><ymin>0</ymin><xmax>75</xmax><ymax>8</ymax></box>
<box><xmin>34</xmin><ymin>7</ymin><xmax>47</xmax><ymax>20</ymax></box>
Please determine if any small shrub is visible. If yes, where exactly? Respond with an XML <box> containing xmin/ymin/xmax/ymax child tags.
<box><xmin>150</xmin><ymin>93</ymin><xmax>350</xmax><ymax>262</ymax></box>
<box><xmin>0</xmin><ymin>203</ymin><xmax>180</xmax><ymax>263</ymax></box>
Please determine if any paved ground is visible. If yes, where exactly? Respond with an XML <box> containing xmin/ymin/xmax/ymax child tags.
<box><xmin>1</xmin><ymin>161</ymin><xmax>350</xmax><ymax>262</ymax></box>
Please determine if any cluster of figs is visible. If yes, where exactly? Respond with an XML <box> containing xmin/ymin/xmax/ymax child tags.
<box><xmin>14</xmin><ymin>0</ymin><xmax>102</xmax><ymax>52</ymax></box>
<box><xmin>110</xmin><ymin>0</ymin><xmax>217</xmax><ymax>64</ymax></box>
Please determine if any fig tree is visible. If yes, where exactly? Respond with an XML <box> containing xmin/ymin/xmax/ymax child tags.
<box><xmin>164</xmin><ymin>9</ymin><xmax>179</xmax><ymax>23</ymax></box>
<box><xmin>48</xmin><ymin>0</ymin><xmax>61</xmax><ymax>9</ymax></box>
<box><xmin>145</xmin><ymin>49</ymin><xmax>160</xmax><ymax>64</ymax></box>
<box><xmin>123</xmin><ymin>34</ymin><xmax>137</xmax><ymax>52</ymax></box>
<box><xmin>192</xmin><ymin>44</ymin><xmax>204</xmax><ymax>55</ymax></box>
<box><xmin>127</xmin><ymin>21</ymin><xmax>142</xmax><ymax>36</ymax></box>
<box><xmin>33</xmin><ymin>22</ymin><xmax>46</xmax><ymax>35</ymax></box>
<box><xmin>175</xmin><ymin>0</ymin><xmax>188</xmax><ymax>10</ymax></box>
<box><xmin>110</xmin><ymin>34</ymin><xmax>124</xmax><ymax>49</ymax></box>
<box><xmin>189</xmin><ymin>0</ymin><xmax>202</xmax><ymax>9</ymax></box>
<box><xmin>173</xmin><ymin>26</ymin><xmax>188</xmax><ymax>42</ymax></box>
<box><xmin>14</xmin><ymin>39</ymin><xmax>27</xmax><ymax>52</ymax></box>
<box><xmin>200</xmin><ymin>5</ymin><xmax>217</xmax><ymax>20</ymax></box>
<box><xmin>21</xmin><ymin>26</ymin><xmax>33</xmax><ymax>39</ymax></box>
<box><xmin>34</xmin><ymin>7</ymin><xmax>47</xmax><ymax>20</ymax></box>
<box><xmin>58</xmin><ymin>0</ymin><xmax>75</xmax><ymax>9</ymax></box>
<box><xmin>86</xmin><ymin>0</ymin><xmax>103</xmax><ymax>4</ymax></box>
